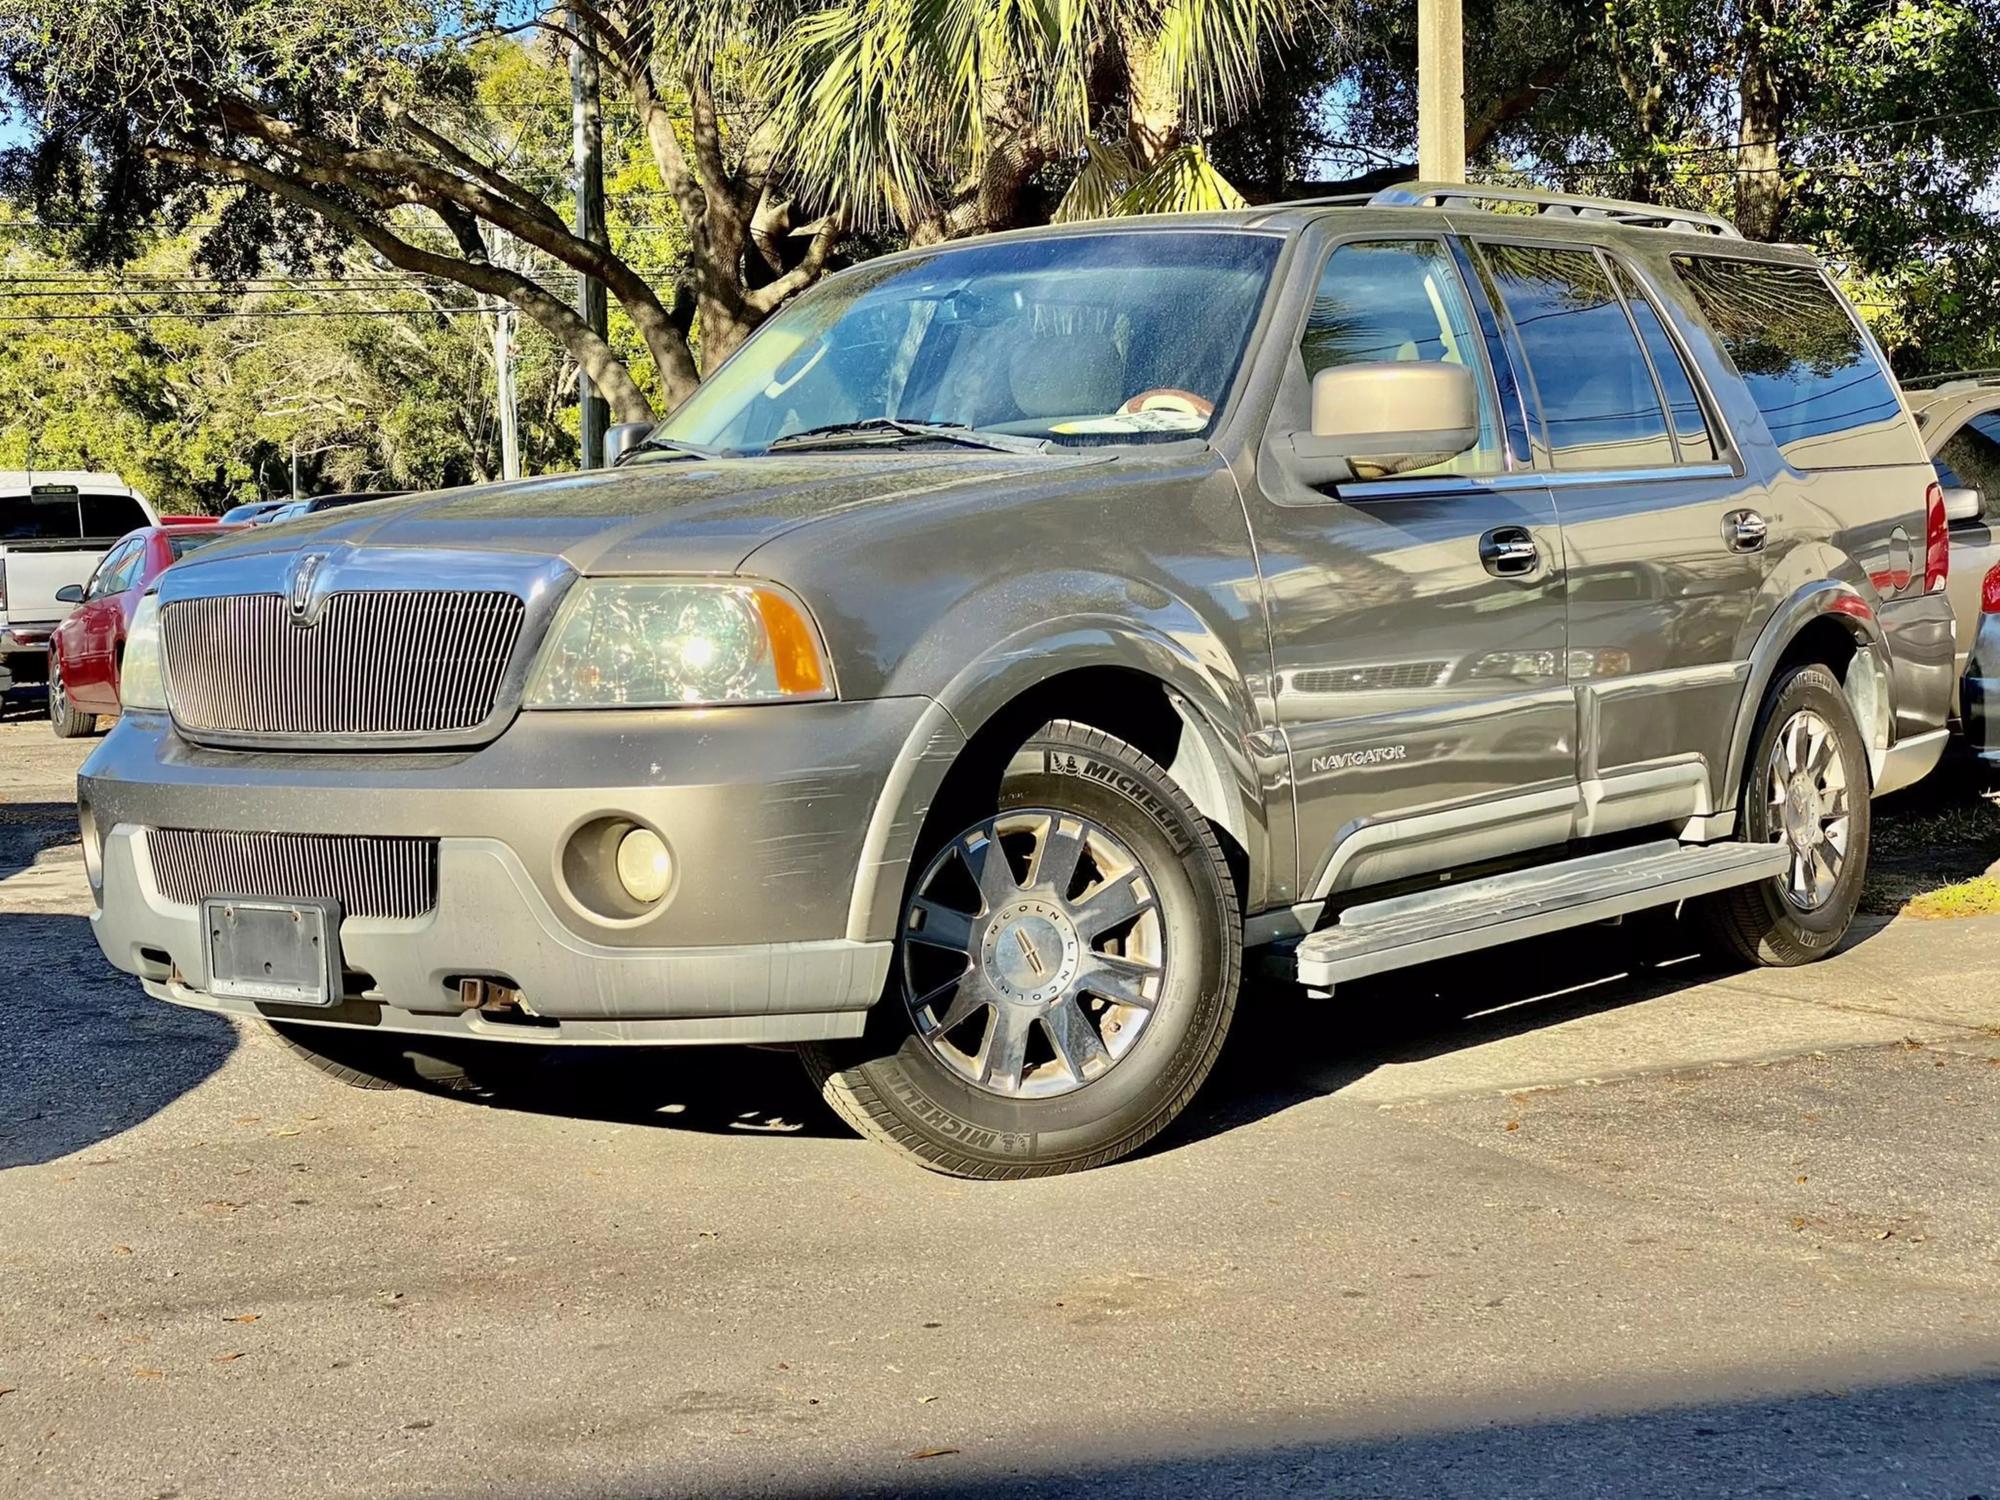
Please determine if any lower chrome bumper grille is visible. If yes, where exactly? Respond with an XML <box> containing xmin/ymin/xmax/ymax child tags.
<box><xmin>146</xmin><ymin>828</ymin><xmax>438</xmax><ymax>919</ymax></box>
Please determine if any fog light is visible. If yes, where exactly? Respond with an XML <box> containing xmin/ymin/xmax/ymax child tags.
<box><xmin>614</xmin><ymin>826</ymin><xmax>672</xmax><ymax>904</ymax></box>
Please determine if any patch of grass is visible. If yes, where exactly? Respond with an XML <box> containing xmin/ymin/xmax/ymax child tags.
<box><xmin>1899</xmin><ymin>874</ymin><xmax>2000</xmax><ymax>920</ymax></box>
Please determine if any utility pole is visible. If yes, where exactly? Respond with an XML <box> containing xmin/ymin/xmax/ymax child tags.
<box><xmin>569</xmin><ymin>3</ymin><xmax>609</xmax><ymax>470</ymax></box>
<box><xmin>1417</xmin><ymin>0</ymin><xmax>1466</xmax><ymax>183</ymax></box>
<box><xmin>492</xmin><ymin>296</ymin><xmax>522</xmax><ymax>482</ymax></box>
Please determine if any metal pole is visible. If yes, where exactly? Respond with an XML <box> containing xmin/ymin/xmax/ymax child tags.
<box><xmin>290</xmin><ymin>436</ymin><xmax>299</xmax><ymax>500</ymax></box>
<box><xmin>1417</xmin><ymin>0</ymin><xmax>1466</xmax><ymax>183</ymax></box>
<box><xmin>569</xmin><ymin>5</ymin><xmax>609</xmax><ymax>470</ymax></box>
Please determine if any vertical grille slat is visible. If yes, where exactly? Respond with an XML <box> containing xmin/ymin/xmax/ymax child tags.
<box><xmin>146</xmin><ymin>829</ymin><xmax>437</xmax><ymax>919</ymax></box>
<box><xmin>161</xmin><ymin>590</ymin><xmax>525</xmax><ymax>740</ymax></box>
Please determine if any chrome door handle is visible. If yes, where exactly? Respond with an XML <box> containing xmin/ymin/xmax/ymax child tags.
<box><xmin>1479</xmin><ymin>526</ymin><xmax>1540</xmax><ymax>578</ymax></box>
<box><xmin>1724</xmin><ymin>509</ymin><xmax>1768</xmax><ymax>553</ymax></box>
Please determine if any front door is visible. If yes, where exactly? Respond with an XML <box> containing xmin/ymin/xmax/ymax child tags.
<box><xmin>1254</xmin><ymin>236</ymin><xmax>1573</xmax><ymax>901</ymax></box>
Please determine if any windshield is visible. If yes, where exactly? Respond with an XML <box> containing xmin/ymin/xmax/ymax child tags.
<box><xmin>656</xmin><ymin>231</ymin><xmax>1281</xmax><ymax>453</ymax></box>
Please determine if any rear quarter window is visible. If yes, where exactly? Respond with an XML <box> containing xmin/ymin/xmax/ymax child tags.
<box><xmin>1671</xmin><ymin>256</ymin><xmax>1906</xmax><ymax>469</ymax></box>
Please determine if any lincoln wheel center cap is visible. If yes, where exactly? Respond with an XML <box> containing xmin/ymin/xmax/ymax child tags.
<box><xmin>1783</xmin><ymin>772</ymin><xmax>1823</xmax><ymax>847</ymax></box>
<box><xmin>982</xmin><ymin>898</ymin><xmax>1082</xmax><ymax>1006</ymax></box>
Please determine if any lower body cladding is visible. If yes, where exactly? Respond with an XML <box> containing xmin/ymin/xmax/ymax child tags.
<box><xmin>79</xmin><ymin>699</ymin><xmax>953</xmax><ymax>1045</ymax></box>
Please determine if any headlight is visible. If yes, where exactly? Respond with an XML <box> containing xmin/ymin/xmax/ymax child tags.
<box><xmin>121</xmin><ymin>594</ymin><xmax>168</xmax><ymax>711</ymax></box>
<box><xmin>525</xmin><ymin>580</ymin><xmax>831</xmax><ymax>708</ymax></box>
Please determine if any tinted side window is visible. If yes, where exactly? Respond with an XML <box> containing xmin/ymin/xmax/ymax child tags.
<box><xmin>1608</xmin><ymin>264</ymin><xmax>1717</xmax><ymax>463</ymax></box>
<box><xmin>1936</xmin><ymin>411</ymin><xmax>2000</xmax><ymax>520</ymax></box>
<box><xmin>1300</xmin><ymin>240</ymin><xmax>1506</xmax><ymax>477</ymax></box>
<box><xmin>89</xmin><ymin>541</ymin><xmax>138</xmax><ymax>597</ymax></box>
<box><xmin>81</xmin><ymin>493</ymin><xmax>149</xmax><ymax>538</ymax></box>
<box><xmin>1479</xmin><ymin>243</ymin><xmax>1676</xmax><ymax>471</ymax></box>
<box><xmin>1671</xmin><ymin>257</ymin><xmax>1903</xmax><ymax>469</ymax></box>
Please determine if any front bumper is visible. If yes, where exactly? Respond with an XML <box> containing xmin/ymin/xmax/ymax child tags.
<box><xmin>81</xmin><ymin>700</ymin><xmax>943</xmax><ymax>1044</ymax></box>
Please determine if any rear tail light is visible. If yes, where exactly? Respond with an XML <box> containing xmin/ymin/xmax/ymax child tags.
<box><xmin>1982</xmin><ymin>562</ymin><xmax>2000</xmax><ymax>615</ymax></box>
<box><xmin>1925</xmin><ymin>481</ymin><xmax>1950</xmax><ymax>593</ymax></box>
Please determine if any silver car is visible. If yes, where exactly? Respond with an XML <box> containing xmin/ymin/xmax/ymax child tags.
<box><xmin>1907</xmin><ymin>374</ymin><xmax>2000</xmax><ymax>758</ymax></box>
<box><xmin>80</xmin><ymin>185</ymin><xmax>1955</xmax><ymax>1177</ymax></box>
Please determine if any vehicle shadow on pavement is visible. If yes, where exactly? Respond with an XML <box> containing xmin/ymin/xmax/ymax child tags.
<box><xmin>710</xmin><ymin>1369</ymin><xmax>2000</xmax><ymax>1500</ymax></box>
<box><xmin>452</xmin><ymin>1045</ymin><xmax>850</xmax><ymax>1139</ymax></box>
<box><xmin>1180</xmin><ymin>910</ymin><xmax>1869</xmax><ymax>1147</ymax></box>
<box><xmin>0</xmin><ymin>912</ymin><xmax>238</xmax><ymax>1170</ymax></box>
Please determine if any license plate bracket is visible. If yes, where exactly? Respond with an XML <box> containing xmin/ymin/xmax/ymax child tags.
<box><xmin>203</xmin><ymin>897</ymin><xmax>342</xmax><ymax>1006</ymax></box>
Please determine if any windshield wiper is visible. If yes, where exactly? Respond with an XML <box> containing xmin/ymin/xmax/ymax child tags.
<box><xmin>616</xmin><ymin>434</ymin><xmax>725</xmax><ymax>464</ymax></box>
<box><xmin>765</xmin><ymin>418</ymin><xmax>1048</xmax><ymax>455</ymax></box>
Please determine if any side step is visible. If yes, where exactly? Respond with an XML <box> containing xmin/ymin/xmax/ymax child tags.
<box><xmin>1293</xmin><ymin>839</ymin><xmax>1789</xmax><ymax>989</ymax></box>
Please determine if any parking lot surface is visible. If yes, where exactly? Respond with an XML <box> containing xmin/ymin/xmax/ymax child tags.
<box><xmin>3</xmin><ymin>711</ymin><xmax>1998</xmax><ymax>1497</ymax></box>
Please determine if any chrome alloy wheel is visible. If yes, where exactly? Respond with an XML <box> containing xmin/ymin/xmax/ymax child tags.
<box><xmin>901</xmin><ymin>809</ymin><xmax>1168</xmax><ymax>1099</ymax></box>
<box><xmin>1764</xmin><ymin>708</ymin><xmax>1851</xmax><ymax>911</ymax></box>
<box><xmin>46</xmin><ymin>658</ymin><xmax>67</xmax><ymax>723</ymax></box>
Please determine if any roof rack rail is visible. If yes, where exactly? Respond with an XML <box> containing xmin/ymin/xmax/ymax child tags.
<box><xmin>1282</xmin><ymin>181</ymin><xmax>1742</xmax><ymax>238</ymax></box>
<box><xmin>1901</xmin><ymin>368</ymin><xmax>2000</xmax><ymax>392</ymax></box>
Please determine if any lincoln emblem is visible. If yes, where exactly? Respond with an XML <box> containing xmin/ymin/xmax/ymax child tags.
<box><xmin>287</xmin><ymin>552</ymin><xmax>328</xmax><ymax>625</ymax></box>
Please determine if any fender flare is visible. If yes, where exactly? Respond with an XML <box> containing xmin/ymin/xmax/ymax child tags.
<box><xmin>1720</xmin><ymin>579</ymin><xmax>1890</xmax><ymax>810</ymax></box>
<box><xmin>843</xmin><ymin>615</ymin><xmax>1271</xmax><ymax>944</ymax></box>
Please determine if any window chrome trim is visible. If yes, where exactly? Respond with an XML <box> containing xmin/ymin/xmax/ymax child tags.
<box><xmin>1335</xmin><ymin>460</ymin><xmax>1739</xmax><ymax>501</ymax></box>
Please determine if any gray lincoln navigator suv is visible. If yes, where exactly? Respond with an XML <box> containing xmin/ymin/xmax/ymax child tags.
<box><xmin>81</xmin><ymin>184</ymin><xmax>1954</xmax><ymax>1178</ymax></box>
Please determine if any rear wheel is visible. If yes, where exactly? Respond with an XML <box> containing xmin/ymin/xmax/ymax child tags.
<box><xmin>1701</xmin><ymin>663</ymin><xmax>1870</xmax><ymax>966</ymax></box>
<box><xmin>802</xmin><ymin>721</ymin><xmax>1241</xmax><ymax>1179</ymax></box>
<box><xmin>267</xmin><ymin>1021</ymin><xmax>472</xmax><ymax>1091</ymax></box>
<box><xmin>47</xmin><ymin>657</ymin><xmax>96</xmax><ymax>739</ymax></box>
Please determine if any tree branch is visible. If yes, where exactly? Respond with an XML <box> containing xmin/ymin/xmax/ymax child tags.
<box><xmin>151</xmin><ymin>145</ymin><xmax>656</xmax><ymax>422</ymax></box>
<box><xmin>743</xmin><ymin>211</ymin><xmax>844</xmax><ymax>315</ymax></box>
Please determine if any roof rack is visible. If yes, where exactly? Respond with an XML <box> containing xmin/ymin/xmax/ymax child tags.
<box><xmin>1901</xmin><ymin>369</ymin><xmax>2000</xmax><ymax>392</ymax></box>
<box><xmin>1282</xmin><ymin>181</ymin><xmax>1742</xmax><ymax>238</ymax></box>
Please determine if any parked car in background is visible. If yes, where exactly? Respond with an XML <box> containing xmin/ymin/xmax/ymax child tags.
<box><xmin>1908</xmin><ymin>373</ymin><xmax>2000</xmax><ymax>758</ymax></box>
<box><xmin>220</xmin><ymin>499</ymin><xmax>295</xmax><ymax>524</ymax></box>
<box><xmin>0</xmin><ymin>472</ymin><xmax>156</xmax><ymax>699</ymax></box>
<box><xmin>261</xmin><ymin>490</ymin><xmax>409</xmax><ymax>525</ymax></box>
<box><xmin>81</xmin><ymin>186</ymin><xmax>1954</xmax><ymax>1178</ymax></box>
<box><xmin>46</xmin><ymin>519</ymin><xmax>245</xmax><ymax>736</ymax></box>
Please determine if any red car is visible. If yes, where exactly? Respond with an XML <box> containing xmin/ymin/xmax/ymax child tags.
<box><xmin>47</xmin><ymin>519</ymin><xmax>245</xmax><ymax>737</ymax></box>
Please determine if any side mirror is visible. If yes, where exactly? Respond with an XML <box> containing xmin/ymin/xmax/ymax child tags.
<box><xmin>604</xmin><ymin>422</ymin><xmax>655</xmax><ymax>466</ymax></box>
<box><xmin>54</xmin><ymin>584</ymin><xmax>85</xmax><ymax>605</ymax></box>
<box><xmin>1290</xmin><ymin>362</ymin><xmax>1480</xmax><ymax>484</ymax></box>
<box><xmin>1943</xmin><ymin>485</ymin><xmax>1983</xmax><ymax>524</ymax></box>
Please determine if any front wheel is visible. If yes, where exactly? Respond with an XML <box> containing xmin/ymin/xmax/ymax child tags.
<box><xmin>802</xmin><ymin>721</ymin><xmax>1242</xmax><ymax>1179</ymax></box>
<box><xmin>47</xmin><ymin>657</ymin><xmax>96</xmax><ymax>739</ymax></box>
<box><xmin>1700</xmin><ymin>663</ymin><xmax>1871</xmax><ymax>966</ymax></box>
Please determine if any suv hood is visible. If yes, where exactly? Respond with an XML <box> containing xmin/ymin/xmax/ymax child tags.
<box><xmin>187</xmin><ymin>452</ymin><xmax>1106</xmax><ymax>577</ymax></box>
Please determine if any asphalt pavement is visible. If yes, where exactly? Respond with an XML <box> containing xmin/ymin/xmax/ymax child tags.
<box><xmin>2</xmin><ymin>709</ymin><xmax>1998</xmax><ymax>1499</ymax></box>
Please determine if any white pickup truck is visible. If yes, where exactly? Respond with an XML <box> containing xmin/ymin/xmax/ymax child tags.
<box><xmin>0</xmin><ymin>472</ymin><xmax>156</xmax><ymax>695</ymax></box>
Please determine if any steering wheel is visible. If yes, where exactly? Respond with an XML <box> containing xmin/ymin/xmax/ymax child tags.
<box><xmin>1117</xmin><ymin>387</ymin><xmax>1215</xmax><ymax>419</ymax></box>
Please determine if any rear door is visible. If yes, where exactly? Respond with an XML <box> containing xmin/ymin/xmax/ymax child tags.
<box><xmin>1469</xmin><ymin>238</ymin><xmax>1755</xmax><ymax>832</ymax></box>
<box><xmin>1254</xmin><ymin>235</ymin><xmax>1573</xmax><ymax>899</ymax></box>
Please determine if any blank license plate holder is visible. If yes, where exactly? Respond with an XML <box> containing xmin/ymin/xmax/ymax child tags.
<box><xmin>203</xmin><ymin>897</ymin><xmax>342</xmax><ymax>1006</ymax></box>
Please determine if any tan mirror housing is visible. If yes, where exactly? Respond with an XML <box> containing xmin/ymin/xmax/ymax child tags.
<box><xmin>1289</xmin><ymin>362</ymin><xmax>1481</xmax><ymax>483</ymax></box>
<box><xmin>1942</xmin><ymin>485</ymin><xmax>1983</xmax><ymax>524</ymax></box>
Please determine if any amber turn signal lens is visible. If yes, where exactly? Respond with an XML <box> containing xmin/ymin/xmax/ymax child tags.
<box><xmin>750</xmin><ymin>587</ymin><xmax>828</xmax><ymax>697</ymax></box>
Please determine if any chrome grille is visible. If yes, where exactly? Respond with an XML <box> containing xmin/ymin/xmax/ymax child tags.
<box><xmin>161</xmin><ymin>590</ymin><xmax>525</xmax><ymax>738</ymax></box>
<box><xmin>147</xmin><ymin>828</ymin><xmax>437</xmax><ymax>919</ymax></box>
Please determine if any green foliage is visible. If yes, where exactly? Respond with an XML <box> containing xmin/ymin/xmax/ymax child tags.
<box><xmin>0</xmin><ymin>211</ymin><xmax>579</xmax><ymax>510</ymax></box>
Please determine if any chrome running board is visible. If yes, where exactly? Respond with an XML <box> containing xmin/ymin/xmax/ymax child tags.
<box><xmin>1293</xmin><ymin>839</ymin><xmax>1789</xmax><ymax>990</ymax></box>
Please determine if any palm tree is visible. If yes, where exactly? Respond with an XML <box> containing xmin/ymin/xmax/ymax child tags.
<box><xmin>769</xmin><ymin>0</ymin><xmax>1308</xmax><ymax>242</ymax></box>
